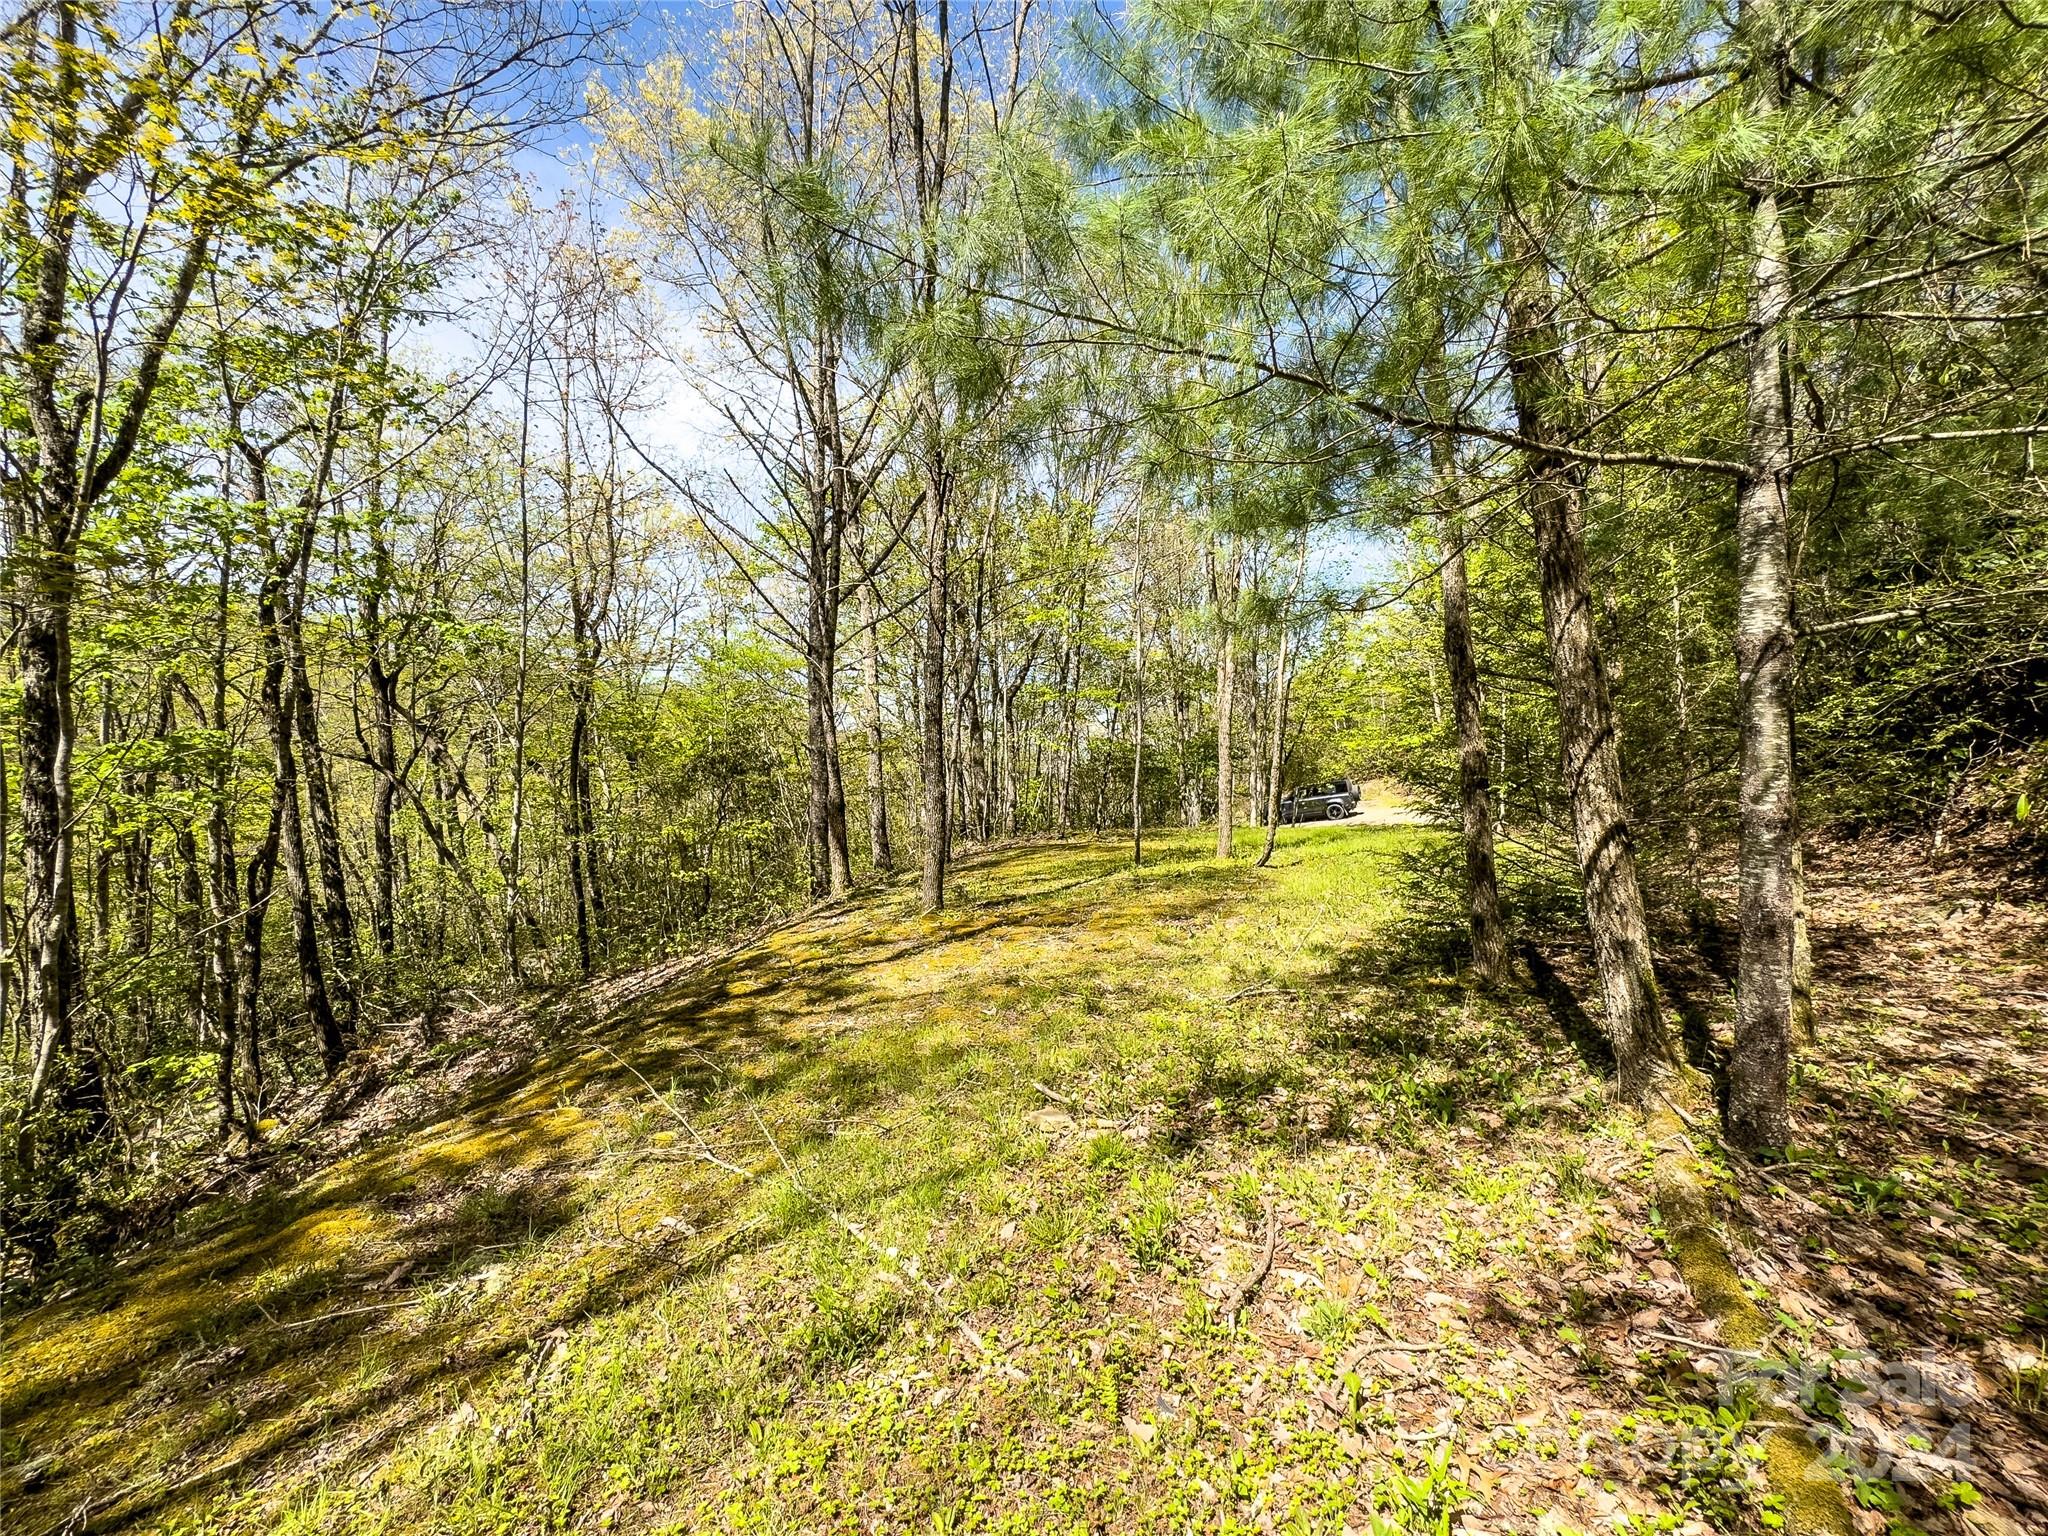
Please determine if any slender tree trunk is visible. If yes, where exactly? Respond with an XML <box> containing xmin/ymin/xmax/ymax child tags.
<box><xmin>966</xmin><ymin>658</ymin><xmax>987</xmax><ymax>842</ymax></box>
<box><xmin>1000</xmin><ymin>638</ymin><xmax>1036</xmax><ymax>838</ymax></box>
<box><xmin>920</xmin><ymin>468</ymin><xmax>950</xmax><ymax>911</ymax></box>
<box><xmin>802</xmin><ymin>512</ymin><xmax>852</xmax><ymax>898</ymax></box>
<box><xmin>900</xmin><ymin>0</ymin><xmax>956</xmax><ymax>912</ymax></box>
<box><xmin>1212</xmin><ymin>542</ymin><xmax>1241</xmax><ymax>860</ymax></box>
<box><xmin>1059</xmin><ymin>580</ymin><xmax>1086</xmax><ymax>835</ymax></box>
<box><xmin>1256</xmin><ymin>539</ymin><xmax>1307</xmax><ymax>869</ymax></box>
<box><xmin>18</xmin><ymin>574</ymin><xmax>83</xmax><ymax>1129</ymax></box>
<box><xmin>262</xmin><ymin>560</ymin><xmax>343</xmax><ymax>1073</ymax></box>
<box><xmin>175</xmin><ymin>823</ymin><xmax>207</xmax><ymax>1039</ymax></box>
<box><xmin>805</xmin><ymin>638</ymin><xmax>838</xmax><ymax>899</ymax></box>
<box><xmin>366</xmin><ymin>644</ymin><xmax>401</xmax><ymax>960</ymax></box>
<box><xmin>200</xmin><ymin>541</ymin><xmax>245</xmax><ymax>1135</ymax></box>
<box><xmin>292</xmin><ymin>629</ymin><xmax>360</xmax><ymax>1031</ymax></box>
<box><xmin>802</xmin><ymin>562</ymin><xmax>853</xmax><ymax>900</ymax></box>
<box><xmin>1666</xmin><ymin>548</ymin><xmax>1704</xmax><ymax>897</ymax></box>
<box><xmin>0</xmin><ymin>737</ymin><xmax>11</xmax><ymax>1065</ymax></box>
<box><xmin>1438</xmin><ymin>498</ymin><xmax>1508</xmax><ymax>984</ymax></box>
<box><xmin>1245</xmin><ymin>627</ymin><xmax>1265</xmax><ymax>827</ymax></box>
<box><xmin>822</xmin><ymin>671</ymin><xmax>853</xmax><ymax>889</ymax></box>
<box><xmin>1131</xmin><ymin>500</ymin><xmax>1147</xmax><ymax>866</ymax></box>
<box><xmin>1791</xmin><ymin>840</ymin><xmax>1814</xmax><ymax>1044</ymax></box>
<box><xmin>567</xmin><ymin>618</ymin><xmax>598</xmax><ymax>973</ymax></box>
<box><xmin>235</xmin><ymin>787</ymin><xmax>282</xmax><ymax>1117</ymax></box>
<box><xmin>363</xmin><ymin>337</ymin><xmax>400</xmax><ymax>962</ymax></box>
<box><xmin>1504</xmin><ymin>244</ymin><xmax>1673</xmax><ymax>1102</ymax></box>
<box><xmin>1728</xmin><ymin>29</ymin><xmax>1799</xmax><ymax>1145</ymax></box>
<box><xmin>1422</xmin><ymin>318</ymin><xmax>1509</xmax><ymax>983</ymax></box>
<box><xmin>860</xmin><ymin>569</ymin><xmax>893</xmax><ymax>873</ymax></box>
<box><xmin>207</xmin><ymin>780</ymin><xmax>244</xmax><ymax>1136</ymax></box>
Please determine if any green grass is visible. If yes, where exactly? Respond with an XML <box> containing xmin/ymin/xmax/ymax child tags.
<box><xmin>1</xmin><ymin>826</ymin><xmax>1728</xmax><ymax>1536</ymax></box>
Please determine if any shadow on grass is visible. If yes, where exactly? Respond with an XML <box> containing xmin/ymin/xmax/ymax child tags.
<box><xmin>1516</xmin><ymin>942</ymin><xmax>1618</xmax><ymax>1081</ymax></box>
<box><xmin>0</xmin><ymin>837</ymin><xmax>1247</xmax><ymax>1536</ymax></box>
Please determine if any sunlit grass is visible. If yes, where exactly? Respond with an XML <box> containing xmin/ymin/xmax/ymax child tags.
<box><xmin>7</xmin><ymin>824</ymin><xmax>1659</xmax><ymax>1536</ymax></box>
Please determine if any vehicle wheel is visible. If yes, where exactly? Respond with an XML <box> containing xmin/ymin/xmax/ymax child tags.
<box><xmin>1326</xmin><ymin>802</ymin><xmax>1346</xmax><ymax>822</ymax></box>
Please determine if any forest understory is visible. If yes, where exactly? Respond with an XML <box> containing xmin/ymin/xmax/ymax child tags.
<box><xmin>2</xmin><ymin>822</ymin><xmax>2041</xmax><ymax>1536</ymax></box>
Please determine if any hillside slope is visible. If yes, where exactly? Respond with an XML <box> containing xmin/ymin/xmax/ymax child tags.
<box><xmin>3</xmin><ymin>826</ymin><xmax>2042</xmax><ymax>1535</ymax></box>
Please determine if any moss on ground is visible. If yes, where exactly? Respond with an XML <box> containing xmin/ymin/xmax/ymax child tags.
<box><xmin>3</xmin><ymin>827</ymin><xmax>1868</xmax><ymax>1535</ymax></box>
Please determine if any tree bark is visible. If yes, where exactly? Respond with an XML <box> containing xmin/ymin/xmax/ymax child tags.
<box><xmin>292</xmin><ymin>626</ymin><xmax>360</xmax><ymax>1031</ymax></box>
<box><xmin>365</xmin><ymin>627</ymin><xmax>402</xmax><ymax>960</ymax></box>
<box><xmin>1131</xmin><ymin>500</ymin><xmax>1147</xmax><ymax>866</ymax></box>
<box><xmin>242</xmin><ymin>442</ymin><xmax>344</xmax><ymax>1074</ymax></box>
<box><xmin>1728</xmin><ymin>15</ymin><xmax>1800</xmax><ymax>1146</ymax></box>
<box><xmin>1791</xmin><ymin>840</ymin><xmax>1814</xmax><ymax>1044</ymax></box>
<box><xmin>267</xmin><ymin>563</ymin><xmax>343</xmax><ymax>1073</ymax></box>
<box><xmin>1256</xmin><ymin>539</ymin><xmax>1307</xmax><ymax>869</ymax></box>
<box><xmin>17</xmin><ymin>558</ymin><xmax>84</xmax><ymax>1130</ymax></box>
<box><xmin>1212</xmin><ymin>542</ymin><xmax>1241</xmax><ymax>860</ymax></box>
<box><xmin>919</xmin><ymin>467</ymin><xmax>951</xmax><ymax>911</ymax></box>
<box><xmin>860</xmin><ymin>566</ymin><xmax>894</xmax><ymax>873</ymax></box>
<box><xmin>1438</xmin><ymin>494</ymin><xmax>1508</xmax><ymax>985</ymax></box>
<box><xmin>567</xmin><ymin>619</ymin><xmax>600</xmax><ymax>973</ymax></box>
<box><xmin>1504</xmin><ymin>243</ymin><xmax>1673</xmax><ymax>1102</ymax></box>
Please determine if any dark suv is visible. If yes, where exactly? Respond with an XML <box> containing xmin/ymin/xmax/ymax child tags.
<box><xmin>1280</xmin><ymin>779</ymin><xmax>1360</xmax><ymax>824</ymax></box>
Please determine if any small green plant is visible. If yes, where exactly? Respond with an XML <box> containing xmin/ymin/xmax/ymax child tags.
<box><xmin>1085</xmin><ymin>1132</ymin><xmax>1134</xmax><ymax>1171</ymax></box>
<box><xmin>1303</xmin><ymin>1295</ymin><xmax>1354</xmax><ymax>1347</ymax></box>
<box><xmin>1372</xmin><ymin>1443</ymin><xmax>1470</xmax><ymax>1535</ymax></box>
<box><xmin>794</xmin><ymin>1283</ymin><xmax>906</xmax><ymax>1368</ymax></box>
<box><xmin>1655</xmin><ymin>1403</ymin><xmax>1765</xmax><ymax>1529</ymax></box>
<box><xmin>1935</xmin><ymin>1479</ymin><xmax>1981</xmax><ymax>1512</ymax></box>
<box><xmin>1123</xmin><ymin>1171</ymin><xmax>1178</xmax><ymax>1270</ymax></box>
<box><xmin>1022</xmin><ymin>1201</ymin><xmax>1082</xmax><ymax>1254</ymax></box>
<box><xmin>1552</xmin><ymin>1149</ymin><xmax>1597</xmax><ymax>1202</ymax></box>
<box><xmin>1576</xmin><ymin>1220</ymin><xmax>1615</xmax><ymax>1264</ymax></box>
<box><xmin>1324</xmin><ymin>1092</ymin><xmax>1356</xmax><ymax>1142</ymax></box>
<box><xmin>1841</xmin><ymin>1171</ymin><xmax>1907</xmax><ymax>1214</ymax></box>
<box><xmin>1225</xmin><ymin>1170</ymin><xmax>1264</xmax><ymax>1224</ymax></box>
<box><xmin>1849</xmin><ymin>1473</ymin><xmax>1904</xmax><ymax>1515</ymax></box>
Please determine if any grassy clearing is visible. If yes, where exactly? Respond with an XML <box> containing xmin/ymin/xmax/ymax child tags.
<box><xmin>2</xmin><ymin>826</ymin><xmax>1937</xmax><ymax>1535</ymax></box>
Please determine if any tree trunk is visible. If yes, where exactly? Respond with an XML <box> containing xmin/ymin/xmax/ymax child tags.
<box><xmin>200</xmin><ymin>542</ymin><xmax>245</xmax><ymax>1134</ymax></box>
<box><xmin>1131</xmin><ymin>501</ymin><xmax>1147</xmax><ymax>866</ymax></box>
<box><xmin>567</xmin><ymin>628</ymin><xmax>598</xmax><ymax>974</ymax></box>
<box><xmin>235</xmin><ymin>778</ymin><xmax>283</xmax><ymax>1120</ymax></box>
<box><xmin>0</xmin><ymin>737</ymin><xmax>11</xmax><ymax>1067</ymax></box>
<box><xmin>241</xmin><ymin>453</ymin><xmax>344</xmax><ymax>1075</ymax></box>
<box><xmin>206</xmin><ymin>780</ymin><xmax>244</xmax><ymax>1136</ymax></box>
<box><xmin>1059</xmin><ymin>580</ymin><xmax>1086</xmax><ymax>835</ymax></box>
<box><xmin>367</xmin><ymin>653</ymin><xmax>401</xmax><ymax>960</ymax></box>
<box><xmin>805</xmin><ymin>641</ymin><xmax>840</xmax><ymax>900</ymax></box>
<box><xmin>292</xmin><ymin>630</ymin><xmax>360</xmax><ymax>1030</ymax></box>
<box><xmin>1256</xmin><ymin>539</ymin><xmax>1306</xmax><ymax>869</ymax></box>
<box><xmin>822</xmin><ymin>670</ymin><xmax>853</xmax><ymax>887</ymax></box>
<box><xmin>1791</xmin><ymin>839</ymin><xmax>1814</xmax><ymax>1044</ymax></box>
<box><xmin>1504</xmin><ymin>247</ymin><xmax>1673</xmax><ymax>1102</ymax></box>
<box><xmin>364</xmin><ymin>523</ymin><xmax>401</xmax><ymax>961</ymax></box>
<box><xmin>1212</xmin><ymin>542</ymin><xmax>1241</xmax><ymax>860</ymax></box>
<box><xmin>860</xmin><ymin>571</ymin><xmax>894</xmax><ymax>873</ymax></box>
<box><xmin>919</xmin><ymin>467</ymin><xmax>951</xmax><ymax>911</ymax></box>
<box><xmin>265</xmin><ymin>578</ymin><xmax>343</xmax><ymax>1073</ymax></box>
<box><xmin>801</xmin><ymin>450</ymin><xmax>852</xmax><ymax>897</ymax></box>
<box><xmin>1438</xmin><ymin>497</ymin><xmax>1508</xmax><ymax>985</ymax></box>
<box><xmin>1728</xmin><ymin>31</ymin><xmax>1799</xmax><ymax>1146</ymax></box>
<box><xmin>18</xmin><ymin>572</ymin><xmax>85</xmax><ymax>1132</ymax></box>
